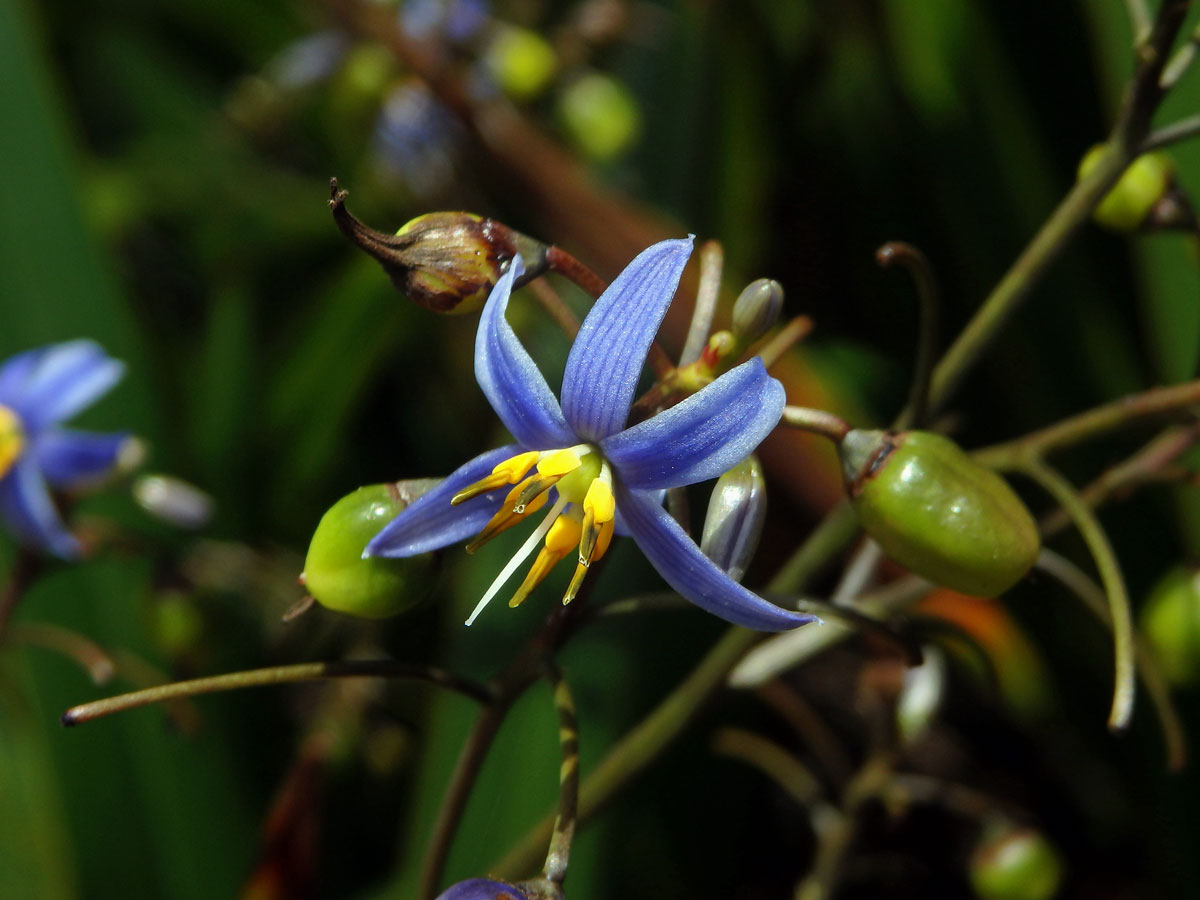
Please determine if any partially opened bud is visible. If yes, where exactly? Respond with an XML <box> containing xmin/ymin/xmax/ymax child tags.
<box><xmin>840</xmin><ymin>430</ymin><xmax>1039</xmax><ymax>597</ymax></box>
<box><xmin>133</xmin><ymin>474</ymin><xmax>215</xmax><ymax>529</ymax></box>
<box><xmin>329</xmin><ymin>181</ymin><xmax>550</xmax><ymax>314</ymax></box>
<box><xmin>701</xmin><ymin>455</ymin><xmax>766</xmax><ymax>583</ymax></box>
<box><xmin>731</xmin><ymin>278</ymin><xmax>784</xmax><ymax>343</ymax></box>
<box><xmin>896</xmin><ymin>644</ymin><xmax>946</xmax><ymax>746</ymax></box>
<box><xmin>1140</xmin><ymin>565</ymin><xmax>1200</xmax><ymax>686</ymax></box>
<box><xmin>969</xmin><ymin>821</ymin><xmax>1063</xmax><ymax>900</ymax></box>
<box><xmin>1079</xmin><ymin>144</ymin><xmax>1184</xmax><ymax>232</ymax></box>
<box><xmin>302</xmin><ymin>482</ymin><xmax>438</xmax><ymax>618</ymax></box>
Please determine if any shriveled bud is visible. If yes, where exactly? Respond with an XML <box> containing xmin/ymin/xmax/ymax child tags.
<box><xmin>701</xmin><ymin>455</ymin><xmax>766</xmax><ymax>583</ymax></box>
<box><xmin>302</xmin><ymin>482</ymin><xmax>438</xmax><ymax>618</ymax></box>
<box><xmin>1140</xmin><ymin>565</ymin><xmax>1200</xmax><ymax>686</ymax></box>
<box><xmin>329</xmin><ymin>180</ymin><xmax>550</xmax><ymax>314</ymax></box>
<box><xmin>840</xmin><ymin>430</ymin><xmax>1039</xmax><ymax>597</ymax></box>
<box><xmin>731</xmin><ymin>278</ymin><xmax>784</xmax><ymax>343</ymax></box>
<box><xmin>969</xmin><ymin>821</ymin><xmax>1063</xmax><ymax>900</ymax></box>
<box><xmin>1079</xmin><ymin>144</ymin><xmax>1183</xmax><ymax>232</ymax></box>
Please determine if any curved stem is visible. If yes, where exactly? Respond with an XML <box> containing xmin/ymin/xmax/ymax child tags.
<box><xmin>876</xmin><ymin>241</ymin><xmax>940</xmax><ymax>430</ymax></box>
<box><xmin>1015</xmin><ymin>457</ymin><xmax>1136</xmax><ymax>731</ymax></box>
<box><xmin>542</xmin><ymin>665</ymin><xmax>580</xmax><ymax>885</ymax></box>
<box><xmin>1036</xmin><ymin>548</ymin><xmax>1186</xmax><ymax>769</ymax></box>
<box><xmin>780</xmin><ymin>406</ymin><xmax>851</xmax><ymax>443</ymax></box>
<box><xmin>61</xmin><ymin>660</ymin><xmax>495</xmax><ymax>726</ymax></box>
<box><xmin>712</xmin><ymin>727</ymin><xmax>825</xmax><ymax>807</ymax></box>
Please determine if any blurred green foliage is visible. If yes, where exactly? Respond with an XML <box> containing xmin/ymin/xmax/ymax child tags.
<box><xmin>3</xmin><ymin>0</ymin><xmax>1200</xmax><ymax>898</ymax></box>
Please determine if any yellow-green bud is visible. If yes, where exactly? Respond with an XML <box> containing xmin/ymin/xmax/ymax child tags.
<box><xmin>731</xmin><ymin>278</ymin><xmax>784</xmax><ymax>343</ymax></box>
<box><xmin>484</xmin><ymin>26</ymin><xmax>557</xmax><ymax>102</ymax></box>
<box><xmin>330</xmin><ymin>180</ymin><xmax>550</xmax><ymax>314</ymax></box>
<box><xmin>701</xmin><ymin>455</ymin><xmax>767</xmax><ymax>583</ymax></box>
<box><xmin>1139</xmin><ymin>565</ymin><xmax>1200</xmax><ymax>686</ymax></box>
<box><xmin>969</xmin><ymin>821</ymin><xmax>1063</xmax><ymax>900</ymax></box>
<box><xmin>1079</xmin><ymin>144</ymin><xmax>1175</xmax><ymax>232</ymax></box>
<box><xmin>302</xmin><ymin>483</ymin><xmax>437</xmax><ymax>618</ymax></box>
<box><xmin>841</xmin><ymin>430</ymin><xmax>1039</xmax><ymax>597</ymax></box>
<box><xmin>556</xmin><ymin>72</ymin><xmax>641</xmax><ymax>162</ymax></box>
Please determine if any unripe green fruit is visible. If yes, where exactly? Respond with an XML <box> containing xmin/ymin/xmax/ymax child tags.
<box><xmin>1079</xmin><ymin>144</ymin><xmax>1175</xmax><ymax>232</ymax></box>
<box><xmin>1139</xmin><ymin>565</ymin><xmax>1200</xmax><ymax>686</ymax></box>
<box><xmin>557</xmin><ymin>72</ymin><xmax>640</xmax><ymax>162</ymax></box>
<box><xmin>969</xmin><ymin>822</ymin><xmax>1063</xmax><ymax>900</ymax></box>
<box><xmin>841</xmin><ymin>430</ymin><xmax>1039</xmax><ymax>597</ymax></box>
<box><xmin>302</xmin><ymin>484</ymin><xmax>435</xmax><ymax>618</ymax></box>
<box><xmin>485</xmin><ymin>27</ymin><xmax>557</xmax><ymax>102</ymax></box>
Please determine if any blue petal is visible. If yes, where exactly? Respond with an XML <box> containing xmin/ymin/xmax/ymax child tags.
<box><xmin>1</xmin><ymin>341</ymin><xmax>124</xmax><ymax>430</ymax></box>
<box><xmin>0</xmin><ymin>457</ymin><xmax>80</xmax><ymax>559</ymax></box>
<box><xmin>615</xmin><ymin>481</ymin><xmax>815</xmax><ymax>631</ymax></box>
<box><xmin>365</xmin><ymin>445</ymin><xmax>521</xmax><ymax>557</ymax></box>
<box><xmin>560</xmin><ymin>239</ymin><xmax>693</xmax><ymax>441</ymax></box>
<box><xmin>601</xmin><ymin>358</ymin><xmax>785</xmax><ymax>490</ymax></box>
<box><xmin>34</xmin><ymin>429</ymin><xmax>131</xmax><ymax>489</ymax></box>
<box><xmin>434</xmin><ymin>879</ymin><xmax>532</xmax><ymax>900</ymax></box>
<box><xmin>476</xmin><ymin>257</ymin><xmax>576</xmax><ymax>449</ymax></box>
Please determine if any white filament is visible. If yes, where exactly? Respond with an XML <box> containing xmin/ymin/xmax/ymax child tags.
<box><xmin>465</xmin><ymin>495</ymin><xmax>569</xmax><ymax>626</ymax></box>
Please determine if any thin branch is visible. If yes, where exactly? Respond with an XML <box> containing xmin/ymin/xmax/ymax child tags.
<box><xmin>712</xmin><ymin>727</ymin><xmax>826</xmax><ymax>807</ymax></box>
<box><xmin>542</xmin><ymin>665</ymin><xmax>580</xmax><ymax>885</ymax></box>
<box><xmin>61</xmin><ymin>660</ymin><xmax>495</xmax><ymax>726</ymax></box>
<box><xmin>876</xmin><ymin>241</ymin><xmax>940</xmax><ymax>430</ymax></box>
<box><xmin>780</xmin><ymin>406</ymin><xmax>851</xmax><ymax>443</ymax></box>
<box><xmin>1141</xmin><ymin>112</ymin><xmax>1200</xmax><ymax>152</ymax></box>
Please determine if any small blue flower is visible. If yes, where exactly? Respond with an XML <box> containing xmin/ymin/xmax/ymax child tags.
<box><xmin>367</xmin><ymin>239</ymin><xmax>814</xmax><ymax>631</ymax></box>
<box><xmin>435</xmin><ymin>878</ymin><xmax>536</xmax><ymax>900</ymax></box>
<box><xmin>0</xmin><ymin>341</ymin><xmax>131</xmax><ymax>559</ymax></box>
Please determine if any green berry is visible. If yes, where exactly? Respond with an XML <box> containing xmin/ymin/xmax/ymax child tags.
<box><xmin>557</xmin><ymin>72</ymin><xmax>640</xmax><ymax>162</ymax></box>
<box><xmin>302</xmin><ymin>484</ymin><xmax>435</xmax><ymax>618</ymax></box>
<box><xmin>1140</xmin><ymin>566</ymin><xmax>1200</xmax><ymax>686</ymax></box>
<box><xmin>1079</xmin><ymin>144</ymin><xmax>1175</xmax><ymax>232</ymax></box>
<box><xmin>485</xmin><ymin>27</ymin><xmax>557</xmax><ymax>102</ymax></box>
<box><xmin>841</xmin><ymin>430</ymin><xmax>1039</xmax><ymax>597</ymax></box>
<box><xmin>969</xmin><ymin>823</ymin><xmax>1063</xmax><ymax>900</ymax></box>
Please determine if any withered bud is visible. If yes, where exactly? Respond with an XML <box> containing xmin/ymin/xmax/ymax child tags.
<box><xmin>731</xmin><ymin>278</ymin><xmax>784</xmax><ymax>343</ymax></box>
<box><xmin>329</xmin><ymin>178</ymin><xmax>550</xmax><ymax>314</ymax></box>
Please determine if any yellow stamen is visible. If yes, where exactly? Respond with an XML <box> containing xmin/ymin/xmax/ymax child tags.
<box><xmin>563</xmin><ymin>510</ymin><xmax>616</xmax><ymax>605</ymax></box>
<box><xmin>509</xmin><ymin>514</ymin><xmax>582</xmax><ymax>608</ymax></box>
<box><xmin>536</xmin><ymin>448</ymin><xmax>583</xmax><ymax>477</ymax></box>
<box><xmin>465</xmin><ymin>480</ymin><xmax>550</xmax><ymax>553</ymax></box>
<box><xmin>452</xmin><ymin>450</ymin><xmax>540</xmax><ymax>505</ymax></box>
<box><xmin>582</xmin><ymin>477</ymin><xmax>615</xmax><ymax>524</ymax></box>
<box><xmin>0</xmin><ymin>405</ymin><xmax>24</xmax><ymax>479</ymax></box>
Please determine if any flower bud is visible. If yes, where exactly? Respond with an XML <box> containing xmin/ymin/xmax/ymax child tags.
<box><xmin>1139</xmin><ymin>565</ymin><xmax>1200</xmax><ymax>686</ymax></box>
<box><xmin>1079</xmin><ymin>144</ymin><xmax>1181</xmax><ymax>232</ymax></box>
<box><xmin>969</xmin><ymin>821</ymin><xmax>1063</xmax><ymax>900</ymax></box>
<box><xmin>484</xmin><ymin>26</ymin><xmax>557</xmax><ymax>101</ymax></box>
<box><xmin>731</xmin><ymin>278</ymin><xmax>784</xmax><ymax>343</ymax></box>
<box><xmin>701</xmin><ymin>455</ymin><xmax>766</xmax><ymax>583</ymax></box>
<box><xmin>133</xmin><ymin>474</ymin><xmax>215</xmax><ymax>529</ymax></box>
<box><xmin>556</xmin><ymin>71</ymin><xmax>640</xmax><ymax>162</ymax></box>
<box><xmin>302</xmin><ymin>483</ymin><xmax>438</xmax><ymax>618</ymax></box>
<box><xmin>329</xmin><ymin>181</ymin><xmax>550</xmax><ymax>314</ymax></box>
<box><xmin>895</xmin><ymin>644</ymin><xmax>945</xmax><ymax>745</ymax></box>
<box><xmin>840</xmin><ymin>430</ymin><xmax>1039</xmax><ymax>597</ymax></box>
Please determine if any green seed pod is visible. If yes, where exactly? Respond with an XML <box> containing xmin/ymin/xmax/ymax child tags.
<box><xmin>840</xmin><ymin>430</ymin><xmax>1039</xmax><ymax>597</ymax></box>
<box><xmin>1078</xmin><ymin>144</ymin><xmax>1175</xmax><ymax>232</ymax></box>
<box><xmin>1139</xmin><ymin>565</ymin><xmax>1200</xmax><ymax>686</ymax></box>
<box><xmin>556</xmin><ymin>71</ymin><xmax>641</xmax><ymax>162</ymax></box>
<box><xmin>484</xmin><ymin>26</ymin><xmax>557</xmax><ymax>102</ymax></box>
<box><xmin>302</xmin><ymin>483</ymin><xmax>437</xmax><ymax>618</ymax></box>
<box><xmin>731</xmin><ymin>278</ymin><xmax>784</xmax><ymax>343</ymax></box>
<box><xmin>969</xmin><ymin>821</ymin><xmax>1063</xmax><ymax>900</ymax></box>
<box><xmin>701</xmin><ymin>455</ymin><xmax>767</xmax><ymax>583</ymax></box>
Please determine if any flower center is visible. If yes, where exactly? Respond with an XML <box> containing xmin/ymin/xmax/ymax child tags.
<box><xmin>0</xmin><ymin>405</ymin><xmax>25</xmax><ymax>479</ymax></box>
<box><xmin>454</xmin><ymin>445</ymin><xmax>617</xmax><ymax>625</ymax></box>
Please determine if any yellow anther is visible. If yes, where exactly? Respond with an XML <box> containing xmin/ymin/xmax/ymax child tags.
<box><xmin>465</xmin><ymin>480</ymin><xmax>549</xmax><ymax>553</ymax></box>
<box><xmin>451</xmin><ymin>450</ymin><xmax>540</xmax><ymax>505</ymax></box>
<box><xmin>536</xmin><ymin>448</ymin><xmax>583</xmax><ymax>477</ymax></box>
<box><xmin>509</xmin><ymin>513</ymin><xmax>582</xmax><ymax>608</ymax></box>
<box><xmin>563</xmin><ymin>511</ymin><xmax>615</xmax><ymax>605</ymax></box>
<box><xmin>582</xmin><ymin>478</ymin><xmax>615</xmax><ymax>523</ymax></box>
<box><xmin>0</xmin><ymin>405</ymin><xmax>24</xmax><ymax>479</ymax></box>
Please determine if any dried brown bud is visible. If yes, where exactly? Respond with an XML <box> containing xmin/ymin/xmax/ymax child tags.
<box><xmin>329</xmin><ymin>178</ymin><xmax>550</xmax><ymax>314</ymax></box>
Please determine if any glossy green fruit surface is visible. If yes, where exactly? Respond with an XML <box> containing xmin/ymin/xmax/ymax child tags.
<box><xmin>1140</xmin><ymin>565</ymin><xmax>1200</xmax><ymax>686</ymax></box>
<box><xmin>969</xmin><ymin>823</ymin><xmax>1063</xmax><ymax>900</ymax></box>
<box><xmin>303</xmin><ymin>483</ymin><xmax>436</xmax><ymax>618</ymax></box>
<box><xmin>841</xmin><ymin>430</ymin><xmax>1039</xmax><ymax>597</ymax></box>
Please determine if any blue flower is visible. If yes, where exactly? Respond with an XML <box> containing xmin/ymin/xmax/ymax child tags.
<box><xmin>0</xmin><ymin>341</ymin><xmax>131</xmax><ymax>559</ymax></box>
<box><xmin>366</xmin><ymin>239</ymin><xmax>814</xmax><ymax>631</ymax></box>
<box><xmin>434</xmin><ymin>878</ymin><xmax>535</xmax><ymax>900</ymax></box>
